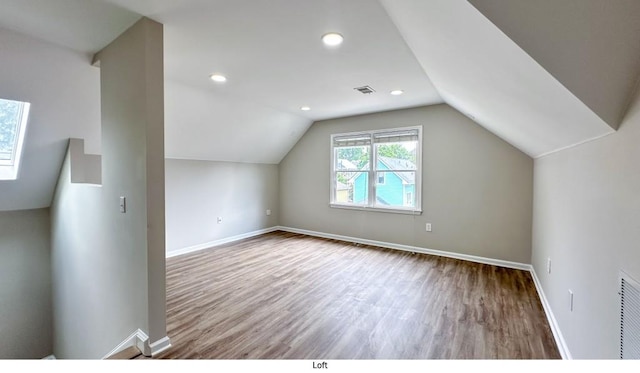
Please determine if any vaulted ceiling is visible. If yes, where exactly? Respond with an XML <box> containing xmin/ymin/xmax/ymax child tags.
<box><xmin>1</xmin><ymin>0</ymin><xmax>639</xmax><ymax>210</ymax></box>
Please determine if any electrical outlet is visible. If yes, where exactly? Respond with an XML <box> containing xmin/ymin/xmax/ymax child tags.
<box><xmin>217</xmin><ymin>217</ymin><xmax>223</xmax><ymax>224</ymax></box>
<box><xmin>568</xmin><ymin>290</ymin><xmax>574</xmax><ymax>311</ymax></box>
<box><xmin>425</xmin><ymin>223</ymin><xmax>432</xmax><ymax>232</ymax></box>
<box><xmin>266</xmin><ymin>209</ymin><xmax>271</xmax><ymax>216</ymax></box>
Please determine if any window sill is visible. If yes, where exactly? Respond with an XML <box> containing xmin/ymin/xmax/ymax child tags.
<box><xmin>329</xmin><ymin>203</ymin><xmax>422</xmax><ymax>216</ymax></box>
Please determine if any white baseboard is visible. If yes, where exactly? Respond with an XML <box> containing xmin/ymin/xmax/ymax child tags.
<box><xmin>167</xmin><ymin>226</ymin><xmax>279</xmax><ymax>258</ymax></box>
<box><xmin>276</xmin><ymin>226</ymin><xmax>530</xmax><ymax>270</ymax></box>
<box><xmin>529</xmin><ymin>267</ymin><xmax>572</xmax><ymax>359</ymax></box>
<box><xmin>150</xmin><ymin>336</ymin><xmax>172</xmax><ymax>356</ymax></box>
<box><xmin>102</xmin><ymin>329</ymin><xmax>149</xmax><ymax>359</ymax></box>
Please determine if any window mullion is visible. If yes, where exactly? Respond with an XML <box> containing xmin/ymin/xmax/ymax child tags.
<box><xmin>369</xmin><ymin>136</ymin><xmax>376</xmax><ymax>207</ymax></box>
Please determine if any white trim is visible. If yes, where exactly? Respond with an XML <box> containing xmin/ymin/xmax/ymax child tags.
<box><xmin>276</xmin><ymin>226</ymin><xmax>529</xmax><ymax>271</ymax></box>
<box><xmin>102</xmin><ymin>329</ymin><xmax>149</xmax><ymax>359</ymax></box>
<box><xmin>535</xmin><ymin>131</ymin><xmax>615</xmax><ymax>159</ymax></box>
<box><xmin>166</xmin><ymin>227</ymin><xmax>279</xmax><ymax>258</ymax></box>
<box><xmin>329</xmin><ymin>203</ymin><xmax>422</xmax><ymax>215</ymax></box>
<box><xmin>149</xmin><ymin>336</ymin><xmax>172</xmax><ymax>356</ymax></box>
<box><xmin>137</xmin><ymin>330</ymin><xmax>151</xmax><ymax>357</ymax></box>
<box><xmin>529</xmin><ymin>267</ymin><xmax>572</xmax><ymax>359</ymax></box>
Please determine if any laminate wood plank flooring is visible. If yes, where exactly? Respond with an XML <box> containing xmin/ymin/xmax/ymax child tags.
<box><xmin>155</xmin><ymin>231</ymin><xmax>560</xmax><ymax>359</ymax></box>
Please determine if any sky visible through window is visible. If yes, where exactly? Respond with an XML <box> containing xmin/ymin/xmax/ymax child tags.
<box><xmin>0</xmin><ymin>98</ymin><xmax>28</xmax><ymax>165</ymax></box>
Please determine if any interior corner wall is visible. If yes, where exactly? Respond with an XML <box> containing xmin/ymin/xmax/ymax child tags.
<box><xmin>0</xmin><ymin>208</ymin><xmax>52</xmax><ymax>359</ymax></box>
<box><xmin>0</xmin><ymin>26</ymin><xmax>101</xmax><ymax>211</ymax></box>
<box><xmin>279</xmin><ymin>104</ymin><xmax>534</xmax><ymax>264</ymax></box>
<box><xmin>50</xmin><ymin>18</ymin><xmax>165</xmax><ymax>359</ymax></box>
<box><xmin>532</xmin><ymin>87</ymin><xmax>640</xmax><ymax>358</ymax></box>
<box><xmin>165</xmin><ymin>159</ymin><xmax>279</xmax><ymax>255</ymax></box>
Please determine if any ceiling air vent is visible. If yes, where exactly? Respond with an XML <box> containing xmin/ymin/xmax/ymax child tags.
<box><xmin>354</xmin><ymin>85</ymin><xmax>376</xmax><ymax>94</ymax></box>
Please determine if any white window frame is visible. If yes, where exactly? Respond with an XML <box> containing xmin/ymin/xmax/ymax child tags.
<box><xmin>0</xmin><ymin>99</ymin><xmax>30</xmax><ymax>180</ymax></box>
<box><xmin>330</xmin><ymin>125</ymin><xmax>422</xmax><ymax>215</ymax></box>
<box><xmin>405</xmin><ymin>191</ymin><xmax>413</xmax><ymax>207</ymax></box>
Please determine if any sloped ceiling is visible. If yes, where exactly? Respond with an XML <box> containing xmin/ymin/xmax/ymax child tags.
<box><xmin>379</xmin><ymin>0</ymin><xmax>617</xmax><ymax>158</ymax></box>
<box><xmin>0</xmin><ymin>0</ymin><xmax>139</xmax><ymax>55</ymax></box>
<box><xmin>468</xmin><ymin>0</ymin><xmax>640</xmax><ymax>130</ymax></box>
<box><xmin>0</xmin><ymin>27</ymin><xmax>101</xmax><ymax>211</ymax></box>
<box><xmin>106</xmin><ymin>0</ymin><xmax>443</xmax><ymax>162</ymax></box>
<box><xmin>2</xmin><ymin>0</ymin><xmax>640</xmax><ymax>210</ymax></box>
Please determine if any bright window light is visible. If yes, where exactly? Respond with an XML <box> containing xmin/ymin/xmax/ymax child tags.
<box><xmin>0</xmin><ymin>98</ymin><xmax>31</xmax><ymax>180</ymax></box>
<box><xmin>330</xmin><ymin>126</ymin><xmax>422</xmax><ymax>214</ymax></box>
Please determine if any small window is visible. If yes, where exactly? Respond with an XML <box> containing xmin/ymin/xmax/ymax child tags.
<box><xmin>0</xmin><ymin>98</ymin><xmax>31</xmax><ymax>180</ymax></box>
<box><xmin>330</xmin><ymin>126</ymin><xmax>422</xmax><ymax>214</ymax></box>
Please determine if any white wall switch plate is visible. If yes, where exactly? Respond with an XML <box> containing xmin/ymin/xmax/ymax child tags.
<box><xmin>547</xmin><ymin>257</ymin><xmax>552</xmax><ymax>274</ymax></box>
<box><xmin>568</xmin><ymin>289</ymin><xmax>574</xmax><ymax>311</ymax></box>
<box><xmin>217</xmin><ymin>216</ymin><xmax>223</xmax><ymax>224</ymax></box>
<box><xmin>266</xmin><ymin>209</ymin><xmax>271</xmax><ymax>216</ymax></box>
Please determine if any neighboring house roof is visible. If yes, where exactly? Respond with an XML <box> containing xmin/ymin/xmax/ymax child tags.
<box><xmin>376</xmin><ymin>195</ymin><xmax>391</xmax><ymax>205</ymax></box>
<box><xmin>338</xmin><ymin>156</ymin><xmax>416</xmax><ymax>184</ymax></box>
<box><xmin>378</xmin><ymin>156</ymin><xmax>416</xmax><ymax>184</ymax></box>
<box><xmin>337</xmin><ymin>159</ymin><xmax>359</xmax><ymax>170</ymax></box>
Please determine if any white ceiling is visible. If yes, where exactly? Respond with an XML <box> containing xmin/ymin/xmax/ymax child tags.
<box><xmin>379</xmin><ymin>0</ymin><xmax>617</xmax><ymax>158</ymax></box>
<box><xmin>0</xmin><ymin>0</ymin><xmax>443</xmax><ymax>164</ymax></box>
<box><xmin>149</xmin><ymin>0</ymin><xmax>443</xmax><ymax>121</ymax></box>
<box><xmin>0</xmin><ymin>0</ymin><xmax>139</xmax><ymax>55</ymax></box>
<box><xmin>469</xmin><ymin>0</ymin><xmax>640</xmax><ymax>129</ymax></box>
<box><xmin>1</xmin><ymin>0</ymin><xmax>640</xmax><ymax>210</ymax></box>
<box><xmin>145</xmin><ymin>0</ymin><xmax>443</xmax><ymax>162</ymax></box>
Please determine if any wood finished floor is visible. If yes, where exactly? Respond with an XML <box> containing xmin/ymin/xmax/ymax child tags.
<box><xmin>155</xmin><ymin>231</ymin><xmax>560</xmax><ymax>359</ymax></box>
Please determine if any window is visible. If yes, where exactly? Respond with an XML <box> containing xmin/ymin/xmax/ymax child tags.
<box><xmin>0</xmin><ymin>98</ymin><xmax>31</xmax><ymax>180</ymax></box>
<box><xmin>331</xmin><ymin>126</ymin><xmax>422</xmax><ymax>214</ymax></box>
<box><xmin>405</xmin><ymin>192</ymin><xmax>413</xmax><ymax>207</ymax></box>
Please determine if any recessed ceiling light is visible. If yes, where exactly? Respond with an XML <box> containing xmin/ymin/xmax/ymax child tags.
<box><xmin>300</xmin><ymin>106</ymin><xmax>311</xmax><ymax>111</ymax></box>
<box><xmin>210</xmin><ymin>74</ymin><xmax>227</xmax><ymax>83</ymax></box>
<box><xmin>321</xmin><ymin>32</ymin><xmax>343</xmax><ymax>47</ymax></box>
<box><xmin>390</xmin><ymin>90</ymin><xmax>404</xmax><ymax>96</ymax></box>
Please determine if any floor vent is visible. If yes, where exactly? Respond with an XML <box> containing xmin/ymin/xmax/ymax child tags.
<box><xmin>620</xmin><ymin>271</ymin><xmax>640</xmax><ymax>359</ymax></box>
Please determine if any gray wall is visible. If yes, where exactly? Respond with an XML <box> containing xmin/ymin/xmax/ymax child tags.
<box><xmin>532</xmin><ymin>88</ymin><xmax>640</xmax><ymax>358</ymax></box>
<box><xmin>51</xmin><ymin>18</ymin><xmax>166</xmax><ymax>359</ymax></box>
<box><xmin>0</xmin><ymin>26</ymin><xmax>101</xmax><ymax>211</ymax></box>
<box><xmin>165</xmin><ymin>159</ymin><xmax>279</xmax><ymax>255</ymax></box>
<box><xmin>279</xmin><ymin>104</ymin><xmax>534</xmax><ymax>263</ymax></box>
<box><xmin>0</xmin><ymin>208</ymin><xmax>51</xmax><ymax>359</ymax></box>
